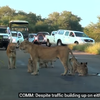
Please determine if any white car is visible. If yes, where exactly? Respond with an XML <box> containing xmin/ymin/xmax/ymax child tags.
<box><xmin>46</xmin><ymin>29</ymin><xmax>95</xmax><ymax>46</ymax></box>
<box><xmin>11</xmin><ymin>31</ymin><xmax>24</xmax><ymax>47</ymax></box>
<box><xmin>55</xmin><ymin>30</ymin><xmax>95</xmax><ymax>45</ymax></box>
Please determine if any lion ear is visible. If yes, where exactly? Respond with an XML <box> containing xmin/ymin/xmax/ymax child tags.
<box><xmin>69</xmin><ymin>58</ymin><xmax>71</xmax><ymax>61</ymax></box>
<box><xmin>85</xmin><ymin>62</ymin><xmax>88</xmax><ymax>65</ymax></box>
<box><xmin>81</xmin><ymin>62</ymin><xmax>83</xmax><ymax>64</ymax></box>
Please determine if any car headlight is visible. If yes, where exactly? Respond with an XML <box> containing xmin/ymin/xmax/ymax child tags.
<box><xmin>12</xmin><ymin>38</ymin><xmax>17</xmax><ymax>42</ymax></box>
<box><xmin>35</xmin><ymin>37</ymin><xmax>38</xmax><ymax>40</ymax></box>
<box><xmin>78</xmin><ymin>38</ymin><xmax>84</xmax><ymax>42</ymax></box>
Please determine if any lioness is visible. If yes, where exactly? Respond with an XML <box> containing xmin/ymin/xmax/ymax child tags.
<box><xmin>6</xmin><ymin>43</ymin><xmax>16</xmax><ymax>69</ymax></box>
<box><xmin>27</xmin><ymin>58</ymin><xmax>34</xmax><ymax>73</ymax></box>
<box><xmin>19</xmin><ymin>40</ymin><xmax>75</xmax><ymax>76</ymax></box>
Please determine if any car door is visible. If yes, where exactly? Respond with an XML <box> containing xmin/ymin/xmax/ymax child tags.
<box><xmin>62</xmin><ymin>31</ymin><xmax>70</xmax><ymax>44</ymax></box>
<box><xmin>50</xmin><ymin>33</ymin><xmax>55</xmax><ymax>43</ymax></box>
<box><xmin>55</xmin><ymin>30</ymin><xmax>64</xmax><ymax>43</ymax></box>
<box><xmin>68</xmin><ymin>32</ymin><xmax>76</xmax><ymax>44</ymax></box>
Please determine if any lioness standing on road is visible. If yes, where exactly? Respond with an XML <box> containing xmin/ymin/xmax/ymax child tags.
<box><xmin>19</xmin><ymin>40</ymin><xmax>75</xmax><ymax>76</ymax></box>
<box><xmin>6</xmin><ymin>43</ymin><xmax>16</xmax><ymax>69</ymax></box>
<box><xmin>27</xmin><ymin>58</ymin><xmax>34</xmax><ymax>73</ymax></box>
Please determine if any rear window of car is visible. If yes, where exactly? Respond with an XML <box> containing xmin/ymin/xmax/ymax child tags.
<box><xmin>38</xmin><ymin>32</ymin><xmax>49</xmax><ymax>35</ymax></box>
<box><xmin>29</xmin><ymin>34</ymin><xmax>37</xmax><ymax>38</ymax></box>
<box><xmin>29</xmin><ymin>35</ymin><xmax>34</xmax><ymax>38</ymax></box>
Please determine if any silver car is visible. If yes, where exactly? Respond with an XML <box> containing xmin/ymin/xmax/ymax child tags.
<box><xmin>28</xmin><ymin>33</ymin><xmax>37</xmax><ymax>42</ymax></box>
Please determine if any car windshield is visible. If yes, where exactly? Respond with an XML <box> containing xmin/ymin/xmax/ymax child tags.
<box><xmin>0</xmin><ymin>29</ymin><xmax>7</xmax><ymax>33</ymax></box>
<box><xmin>74</xmin><ymin>32</ymin><xmax>88</xmax><ymax>37</ymax></box>
<box><xmin>29</xmin><ymin>35</ymin><xmax>35</xmax><ymax>38</ymax></box>
<box><xmin>12</xmin><ymin>33</ymin><xmax>17</xmax><ymax>37</ymax></box>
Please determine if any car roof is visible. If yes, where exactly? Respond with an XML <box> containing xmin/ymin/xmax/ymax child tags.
<box><xmin>58</xmin><ymin>29</ymin><xmax>83</xmax><ymax>33</ymax></box>
<box><xmin>37</xmin><ymin>32</ymin><xmax>50</xmax><ymax>35</ymax></box>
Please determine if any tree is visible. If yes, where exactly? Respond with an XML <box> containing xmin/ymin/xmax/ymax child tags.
<box><xmin>58</xmin><ymin>11</ymin><xmax>82</xmax><ymax>30</ymax></box>
<box><xmin>84</xmin><ymin>21</ymin><xmax>100</xmax><ymax>42</ymax></box>
<box><xmin>0</xmin><ymin>6</ymin><xmax>15</xmax><ymax>26</ymax></box>
<box><xmin>47</xmin><ymin>11</ymin><xmax>82</xmax><ymax>31</ymax></box>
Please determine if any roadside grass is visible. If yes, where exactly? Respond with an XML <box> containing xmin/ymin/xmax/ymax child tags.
<box><xmin>68</xmin><ymin>42</ymin><xmax>100</xmax><ymax>55</ymax></box>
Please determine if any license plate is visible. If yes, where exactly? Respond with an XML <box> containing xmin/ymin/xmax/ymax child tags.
<box><xmin>38</xmin><ymin>40</ymin><xmax>44</xmax><ymax>42</ymax></box>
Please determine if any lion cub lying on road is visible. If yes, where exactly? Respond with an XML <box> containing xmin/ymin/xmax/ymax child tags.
<box><xmin>69</xmin><ymin>57</ymin><xmax>88</xmax><ymax>76</ymax></box>
<box><xmin>6</xmin><ymin>43</ymin><xmax>16</xmax><ymax>69</ymax></box>
<box><xmin>69</xmin><ymin>57</ymin><xmax>99</xmax><ymax>76</ymax></box>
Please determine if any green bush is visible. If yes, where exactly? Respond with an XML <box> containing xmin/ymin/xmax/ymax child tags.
<box><xmin>69</xmin><ymin>42</ymin><xmax>100</xmax><ymax>55</ymax></box>
<box><xmin>85</xmin><ymin>43</ymin><xmax>100</xmax><ymax>54</ymax></box>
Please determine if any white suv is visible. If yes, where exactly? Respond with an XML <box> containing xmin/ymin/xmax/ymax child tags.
<box><xmin>11</xmin><ymin>31</ymin><xmax>24</xmax><ymax>47</ymax></box>
<box><xmin>55</xmin><ymin>30</ymin><xmax>95</xmax><ymax>45</ymax></box>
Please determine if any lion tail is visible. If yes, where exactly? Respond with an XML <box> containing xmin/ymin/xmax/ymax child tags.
<box><xmin>68</xmin><ymin>48</ymin><xmax>76</xmax><ymax>59</ymax></box>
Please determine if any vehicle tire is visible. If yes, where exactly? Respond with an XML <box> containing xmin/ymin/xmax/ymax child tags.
<box><xmin>16</xmin><ymin>41</ymin><xmax>19</xmax><ymax>48</ymax></box>
<box><xmin>5</xmin><ymin>43</ymin><xmax>9</xmax><ymax>50</ymax></box>
<box><xmin>57</xmin><ymin>40</ymin><xmax>62</xmax><ymax>46</ymax></box>
<box><xmin>74</xmin><ymin>41</ymin><xmax>79</xmax><ymax>44</ymax></box>
<box><xmin>5</xmin><ymin>46</ymin><xmax>7</xmax><ymax>50</ymax></box>
<box><xmin>46</xmin><ymin>39</ymin><xmax>51</xmax><ymax>47</ymax></box>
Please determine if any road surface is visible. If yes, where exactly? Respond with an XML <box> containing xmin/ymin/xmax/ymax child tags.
<box><xmin>0</xmin><ymin>48</ymin><xmax>100</xmax><ymax>100</ymax></box>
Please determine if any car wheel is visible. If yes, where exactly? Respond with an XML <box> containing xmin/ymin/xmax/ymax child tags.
<box><xmin>57</xmin><ymin>40</ymin><xmax>62</xmax><ymax>46</ymax></box>
<box><xmin>5</xmin><ymin>46</ymin><xmax>7</xmax><ymax>50</ymax></box>
<box><xmin>46</xmin><ymin>39</ymin><xmax>51</xmax><ymax>47</ymax></box>
<box><xmin>16</xmin><ymin>41</ymin><xmax>19</xmax><ymax>48</ymax></box>
<box><xmin>74</xmin><ymin>41</ymin><xmax>79</xmax><ymax>44</ymax></box>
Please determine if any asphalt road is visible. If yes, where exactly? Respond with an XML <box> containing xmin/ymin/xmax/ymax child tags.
<box><xmin>0</xmin><ymin>48</ymin><xmax>100</xmax><ymax>100</ymax></box>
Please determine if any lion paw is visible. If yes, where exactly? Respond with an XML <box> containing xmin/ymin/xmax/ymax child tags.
<box><xmin>13</xmin><ymin>67</ymin><xmax>16</xmax><ymax>69</ymax></box>
<box><xmin>61</xmin><ymin>73</ymin><xmax>66</xmax><ymax>76</ymax></box>
<box><xmin>31</xmin><ymin>72</ymin><xmax>39</xmax><ymax>75</ymax></box>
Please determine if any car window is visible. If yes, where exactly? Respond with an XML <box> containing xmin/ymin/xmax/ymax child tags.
<box><xmin>58</xmin><ymin>30</ymin><xmax>64</xmax><ymax>35</ymax></box>
<box><xmin>65</xmin><ymin>31</ymin><xmax>69</xmax><ymax>36</ymax></box>
<box><xmin>18</xmin><ymin>33</ymin><xmax>22</xmax><ymax>37</ymax></box>
<box><xmin>74</xmin><ymin>32</ymin><xmax>88</xmax><ymax>37</ymax></box>
<box><xmin>69</xmin><ymin>32</ymin><xmax>75</xmax><ymax>37</ymax></box>
<box><xmin>38</xmin><ymin>32</ymin><xmax>49</xmax><ymax>35</ymax></box>
<box><xmin>12</xmin><ymin>33</ymin><xmax>17</xmax><ymax>37</ymax></box>
<box><xmin>29</xmin><ymin>35</ymin><xmax>34</xmax><ymax>38</ymax></box>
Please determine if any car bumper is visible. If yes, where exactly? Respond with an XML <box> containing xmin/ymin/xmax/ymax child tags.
<box><xmin>34</xmin><ymin>40</ymin><xmax>47</xmax><ymax>44</ymax></box>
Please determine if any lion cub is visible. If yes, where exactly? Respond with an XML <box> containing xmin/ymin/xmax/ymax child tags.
<box><xmin>39</xmin><ymin>59</ymin><xmax>56</xmax><ymax>68</ymax></box>
<box><xmin>69</xmin><ymin>57</ymin><xmax>88</xmax><ymax>76</ymax></box>
<box><xmin>27</xmin><ymin>58</ymin><xmax>56</xmax><ymax>73</ymax></box>
<box><xmin>6</xmin><ymin>43</ymin><xmax>16</xmax><ymax>69</ymax></box>
<box><xmin>76</xmin><ymin>62</ymin><xmax>88</xmax><ymax>76</ymax></box>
